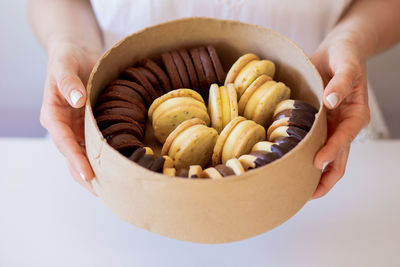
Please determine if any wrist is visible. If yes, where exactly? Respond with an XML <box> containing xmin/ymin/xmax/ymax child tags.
<box><xmin>46</xmin><ymin>34</ymin><xmax>103</xmax><ymax>59</ymax></box>
<box><xmin>322</xmin><ymin>24</ymin><xmax>377</xmax><ymax>62</ymax></box>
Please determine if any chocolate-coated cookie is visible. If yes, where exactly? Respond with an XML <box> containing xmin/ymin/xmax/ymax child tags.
<box><xmin>171</xmin><ymin>50</ymin><xmax>190</xmax><ymax>88</ymax></box>
<box><xmin>214</xmin><ymin>164</ymin><xmax>234</xmax><ymax>177</ymax></box>
<box><xmin>249</xmin><ymin>151</ymin><xmax>280</xmax><ymax>167</ymax></box>
<box><xmin>273</xmin><ymin>109</ymin><xmax>316</xmax><ymax>127</ymax></box>
<box><xmin>161</xmin><ymin>52</ymin><xmax>183</xmax><ymax>89</ymax></box>
<box><xmin>129</xmin><ymin>147</ymin><xmax>146</xmax><ymax>162</ymax></box>
<box><xmin>137</xmin><ymin>154</ymin><xmax>155</xmax><ymax>169</ymax></box>
<box><xmin>150</xmin><ymin>156</ymin><xmax>166</xmax><ymax>172</ymax></box>
<box><xmin>176</xmin><ymin>168</ymin><xmax>189</xmax><ymax>178</ymax></box>
<box><xmin>136</xmin><ymin>58</ymin><xmax>172</xmax><ymax>92</ymax></box>
<box><xmin>271</xmin><ymin>137</ymin><xmax>299</xmax><ymax>157</ymax></box>
<box><xmin>207</xmin><ymin>45</ymin><xmax>225</xmax><ymax>85</ymax></box>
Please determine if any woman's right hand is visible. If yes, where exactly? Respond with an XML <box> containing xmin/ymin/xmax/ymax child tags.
<box><xmin>40</xmin><ymin>39</ymin><xmax>101</xmax><ymax>195</ymax></box>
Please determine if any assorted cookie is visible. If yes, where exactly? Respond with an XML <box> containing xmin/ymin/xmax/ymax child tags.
<box><xmin>208</xmin><ymin>83</ymin><xmax>238</xmax><ymax>133</ymax></box>
<box><xmin>94</xmin><ymin>48</ymin><xmax>318</xmax><ymax>178</ymax></box>
<box><xmin>161</xmin><ymin>118</ymin><xmax>218</xmax><ymax>169</ymax></box>
<box><xmin>212</xmin><ymin>116</ymin><xmax>266</xmax><ymax>165</ymax></box>
<box><xmin>148</xmin><ymin>89</ymin><xmax>210</xmax><ymax>143</ymax></box>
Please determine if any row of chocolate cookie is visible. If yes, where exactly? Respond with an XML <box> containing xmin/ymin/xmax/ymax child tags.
<box><xmin>161</xmin><ymin>45</ymin><xmax>225</xmax><ymax>99</ymax></box>
<box><xmin>94</xmin><ymin>58</ymin><xmax>171</xmax><ymax>155</ymax></box>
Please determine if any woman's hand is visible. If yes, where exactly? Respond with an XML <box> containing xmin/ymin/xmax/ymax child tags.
<box><xmin>310</xmin><ymin>32</ymin><xmax>371</xmax><ymax>199</ymax></box>
<box><xmin>40</xmin><ymin>39</ymin><xmax>101</xmax><ymax>195</ymax></box>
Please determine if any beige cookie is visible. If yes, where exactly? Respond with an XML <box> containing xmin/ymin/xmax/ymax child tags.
<box><xmin>163</xmin><ymin>118</ymin><xmax>218</xmax><ymax>169</ymax></box>
<box><xmin>224</xmin><ymin>53</ymin><xmax>259</xmax><ymax>86</ymax></box>
<box><xmin>208</xmin><ymin>83</ymin><xmax>238</xmax><ymax>133</ymax></box>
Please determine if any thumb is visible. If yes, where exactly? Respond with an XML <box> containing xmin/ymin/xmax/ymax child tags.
<box><xmin>53</xmin><ymin>60</ymin><xmax>87</xmax><ymax>108</ymax></box>
<box><xmin>323</xmin><ymin>63</ymin><xmax>361</xmax><ymax>109</ymax></box>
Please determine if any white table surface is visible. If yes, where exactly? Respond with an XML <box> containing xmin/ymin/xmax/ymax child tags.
<box><xmin>0</xmin><ymin>138</ymin><xmax>399</xmax><ymax>267</ymax></box>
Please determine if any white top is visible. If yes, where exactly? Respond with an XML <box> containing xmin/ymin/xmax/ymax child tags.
<box><xmin>89</xmin><ymin>0</ymin><xmax>389</xmax><ymax>139</ymax></box>
<box><xmin>1</xmin><ymin>138</ymin><xmax>399</xmax><ymax>266</ymax></box>
<box><xmin>91</xmin><ymin>0</ymin><xmax>351</xmax><ymax>55</ymax></box>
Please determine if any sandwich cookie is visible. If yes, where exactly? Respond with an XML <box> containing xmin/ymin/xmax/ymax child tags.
<box><xmin>199</xmin><ymin>46</ymin><xmax>218</xmax><ymax>87</ymax></box>
<box><xmin>190</xmin><ymin>47</ymin><xmax>209</xmax><ymax>98</ymax></box>
<box><xmin>208</xmin><ymin>83</ymin><xmax>238</xmax><ymax>133</ymax></box>
<box><xmin>163</xmin><ymin>167</ymin><xmax>176</xmax><ymax>176</ymax></box>
<box><xmin>212</xmin><ymin>116</ymin><xmax>266</xmax><ymax>165</ymax></box>
<box><xmin>136</xmin><ymin>58</ymin><xmax>172</xmax><ymax>92</ymax></box>
<box><xmin>188</xmin><ymin>165</ymin><xmax>203</xmax><ymax>178</ymax></box>
<box><xmin>101</xmin><ymin>122</ymin><xmax>144</xmax><ymax>141</ymax></box>
<box><xmin>268</xmin><ymin>126</ymin><xmax>308</xmax><ymax>142</ymax></box>
<box><xmin>240</xmin><ymin>79</ymin><xmax>290</xmax><ymax>127</ymax></box>
<box><xmin>134</xmin><ymin>67</ymin><xmax>163</xmax><ymax>97</ymax></box>
<box><xmin>129</xmin><ymin>148</ymin><xmax>174</xmax><ymax>173</ymax></box>
<box><xmin>269</xmin><ymin>99</ymin><xmax>317</xmax><ymax>135</ymax></box>
<box><xmin>109</xmin><ymin>79</ymin><xmax>153</xmax><ymax>107</ymax></box>
<box><xmin>203</xmin><ymin>164</ymin><xmax>235</xmax><ymax>179</ymax></box>
<box><xmin>121</xmin><ymin>67</ymin><xmax>160</xmax><ymax>100</ymax></box>
<box><xmin>176</xmin><ymin>168</ymin><xmax>189</xmax><ymax>178</ymax></box>
<box><xmin>161</xmin><ymin>118</ymin><xmax>218</xmax><ymax>169</ymax></box>
<box><xmin>107</xmin><ymin>133</ymin><xmax>144</xmax><ymax>156</ymax></box>
<box><xmin>171</xmin><ymin>50</ymin><xmax>191</xmax><ymax>88</ymax></box>
<box><xmin>225</xmin><ymin>158</ymin><xmax>245</xmax><ymax>176</ymax></box>
<box><xmin>225</xmin><ymin>53</ymin><xmax>275</xmax><ymax>97</ymax></box>
<box><xmin>252</xmin><ymin>137</ymin><xmax>300</xmax><ymax>157</ymax></box>
<box><xmin>273</xmin><ymin>99</ymin><xmax>318</xmax><ymax>117</ymax></box>
<box><xmin>148</xmin><ymin>89</ymin><xmax>210</xmax><ymax>143</ymax></box>
<box><xmin>238</xmin><ymin>150</ymin><xmax>280</xmax><ymax>170</ymax></box>
<box><xmin>161</xmin><ymin>52</ymin><xmax>183</xmax><ymax>89</ymax></box>
<box><xmin>206</xmin><ymin>45</ymin><xmax>226</xmax><ymax>85</ymax></box>
<box><xmin>179</xmin><ymin>48</ymin><xmax>200</xmax><ymax>92</ymax></box>
<box><xmin>225</xmin><ymin>53</ymin><xmax>259</xmax><ymax>86</ymax></box>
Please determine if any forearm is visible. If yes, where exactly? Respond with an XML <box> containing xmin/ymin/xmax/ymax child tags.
<box><xmin>28</xmin><ymin>0</ymin><xmax>103</xmax><ymax>55</ymax></box>
<box><xmin>323</xmin><ymin>0</ymin><xmax>400</xmax><ymax>60</ymax></box>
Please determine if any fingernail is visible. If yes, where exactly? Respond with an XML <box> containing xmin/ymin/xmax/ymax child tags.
<box><xmin>80</xmin><ymin>172</ymin><xmax>86</xmax><ymax>183</ymax></box>
<box><xmin>326</xmin><ymin>93</ymin><xmax>339</xmax><ymax>108</ymax></box>
<box><xmin>70</xmin><ymin>90</ymin><xmax>83</xmax><ymax>106</ymax></box>
<box><xmin>322</xmin><ymin>161</ymin><xmax>330</xmax><ymax>172</ymax></box>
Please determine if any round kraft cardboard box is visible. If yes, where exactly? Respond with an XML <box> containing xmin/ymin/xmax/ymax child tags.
<box><xmin>85</xmin><ymin>17</ymin><xmax>327</xmax><ymax>244</ymax></box>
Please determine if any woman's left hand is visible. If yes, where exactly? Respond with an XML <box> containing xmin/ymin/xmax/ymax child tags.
<box><xmin>310</xmin><ymin>32</ymin><xmax>371</xmax><ymax>199</ymax></box>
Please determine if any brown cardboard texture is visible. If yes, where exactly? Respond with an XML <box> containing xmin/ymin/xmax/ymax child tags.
<box><xmin>85</xmin><ymin>17</ymin><xmax>327</xmax><ymax>244</ymax></box>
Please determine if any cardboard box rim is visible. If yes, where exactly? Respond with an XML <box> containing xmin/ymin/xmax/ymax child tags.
<box><xmin>84</xmin><ymin>17</ymin><xmax>327</xmax><ymax>243</ymax></box>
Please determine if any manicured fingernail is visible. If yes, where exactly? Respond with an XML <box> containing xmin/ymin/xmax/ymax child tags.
<box><xmin>326</xmin><ymin>93</ymin><xmax>339</xmax><ymax>108</ymax></box>
<box><xmin>80</xmin><ymin>172</ymin><xmax>86</xmax><ymax>182</ymax></box>
<box><xmin>70</xmin><ymin>90</ymin><xmax>83</xmax><ymax>106</ymax></box>
<box><xmin>322</xmin><ymin>161</ymin><xmax>330</xmax><ymax>172</ymax></box>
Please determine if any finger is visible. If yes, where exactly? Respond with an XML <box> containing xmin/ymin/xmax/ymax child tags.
<box><xmin>46</xmin><ymin>118</ymin><xmax>95</xmax><ymax>184</ymax></box>
<box><xmin>52</xmin><ymin>60</ymin><xmax>87</xmax><ymax>108</ymax></box>
<box><xmin>314</xmin><ymin>105</ymin><xmax>367</xmax><ymax>169</ymax></box>
<box><xmin>311</xmin><ymin>145</ymin><xmax>350</xmax><ymax>199</ymax></box>
<box><xmin>323</xmin><ymin>63</ymin><xmax>361</xmax><ymax>109</ymax></box>
<box><xmin>66</xmin><ymin>159</ymin><xmax>97</xmax><ymax>196</ymax></box>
